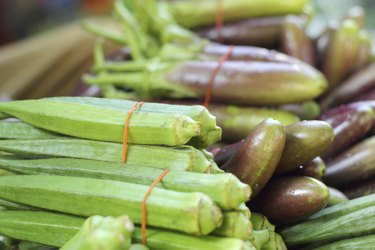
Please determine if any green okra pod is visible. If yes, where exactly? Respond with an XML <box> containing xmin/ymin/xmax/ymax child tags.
<box><xmin>60</xmin><ymin>215</ymin><xmax>134</xmax><ymax>250</ymax></box>
<box><xmin>0</xmin><ymin>139</ymin><xmax>212</xmax><ymax>173</ymax></box>
<box><xmin>212</xmin><ymin>211</ymin><xmax>252</xmax><ymax>240</ymax></box>
<box><xmin>0</xmin><ymin>156</ymin><xmax>250</xmax><ymax>210</ymax></box>
<box><xmin>49</xmin><ymin>97</ymin><xmax>219</xmax><ymax>148</ymax></box>
<box><xmin>0</xmin><ymin>121</ymin><xmax>61</xmax><ymax>139</ymax></box>
<box><xmin>0</xmin><ymin>211</ymin><xmax>252</xmax><ymax>250</ymax></box>
<box><xmin>249</xmin><ymin>229</ymin><xmax>270</xmax><ymax>250</ymax></box>
<box><xmin>0</xmin><ymin>175</ymin><xmax>223</xmax><ymax>235</ymax></box>
<box><xmin>0</xmin><ymin>99</ymin><xmax>201</xmax><ymax>146</ymax></box>
<box><xmin>312</xmin><ymin>234</ymin><xmax>375</xmax><ymax>250</ymax></box>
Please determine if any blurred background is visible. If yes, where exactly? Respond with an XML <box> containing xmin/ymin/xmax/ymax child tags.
<box><xmin>0</xmin><ymin>0</ymin><xmax>374</xmax><ymax>99</ymax></box>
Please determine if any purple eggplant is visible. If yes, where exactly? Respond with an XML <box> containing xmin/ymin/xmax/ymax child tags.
<box><xmin>195</xmin><ymin>16</ymin><xmax>284</xmax><ymax>47</ymax></box>
<box><xmin>289</xmin><ymin>157</ymin><xmax>326</xmax><ymax>180</ymax></box>
<box><xmin>320</xmin><ymin>64</ymin><xmax>375</xmax><ymax>110</ymax></box>
<box><xmin>280</xmin><ymin>15</ymin><xmax>314</xmax><ymax>65</ymax></box>
<box><xmin>211</xmin><ymin>139</ymin><xmax>244</xmax><ymax>166</ymax></box>
<box><xmin>249</xmin><ymin>176</ymin><xmax>329</xmax><ymax>225</ymax></box>
<box><xmin>343</xmin><ymin>178</ymin><xmax>375</xmax><ymax>199</ymax></box>
<box><xmin>319</xmin><ymin>104</ymin><xmax>374</xmax><ymax>159</ymax></box>
<box><xmin>324</xmin><ymin>135</ymin><xmax>375</xmax><ymax>188</ymax></box>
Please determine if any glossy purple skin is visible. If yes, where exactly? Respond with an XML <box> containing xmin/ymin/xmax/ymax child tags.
<box><xmin>167</xmin><ymin>60</ymin><xmax>327</xmax><ymax>105</ymax></box>
<box><xmin>249</xmin><ymin>176</ymin><xmax>329</xmax><ymax>225</ymax></box>
<box><xmin>324</xmin><ymin>135</ymin><xmax>375</xmax><ymax>188</ymax></box>
<box><xmin>280</xmin><ymin>15</ymin><xmax>315</xmax><ymax>65</ymax></box>
<box><xmin>319</xmin><ymin>105</ymin><xmax>374</xmax><ymax>160</ymax></box>
<box><xmin>202</xmin><ymin>44</ymin><xmax>301</xmax><ymax>63</ymax></box>
<box><xmin>195</xmin><ymin>16</ymin><xmax>284</xmax><ymax>47</ymax></box>
<box><xmin>222</xmin><ymin>118</ymin><xmax>286</xmax><ymax>198</ymax></box>
<box><xmin>211</xmin><ymin>140</ymin><xmax>244</xmax><ymax>166</ymax></box>
<box><xmin>354</xmin><ymin>88</ymin><xmax>375</xmax><ymax>102</ymax></box>
<box><xmin>289</xmin><ymin>157</ymin><xmax>326</xmax><ymax>180</ymax></box>
<box><xmin>343</xmin><ymin>178</ymin><xmax>375</xmax><ymax>199</ymax></box>
<box><xmin>320</xmin><ymin>64</ymin><xmax>375</xmax><ymax>111</ymax></box>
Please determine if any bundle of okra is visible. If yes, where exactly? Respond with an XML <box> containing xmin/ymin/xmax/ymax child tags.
<box><xmin>0</xmin><ymin>96</ymin><xmax>282</xmax><ymax>250</ymax></box>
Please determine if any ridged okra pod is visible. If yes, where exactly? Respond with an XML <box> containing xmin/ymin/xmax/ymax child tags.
<box><xmin>0</xmin><ymin>175</ymin><xmax>223</xmax><ymax>235</ymax></box>
<box><xmin>0</xmin><ymin>211</ymin><xmax>252</xmax><ymax>250</ymax></box>
<box><xmin>0</xmin><ymin>156</ymin><xmax>250</xmax><ymax>210</ymax></box>
<box><xmin>0</xmin><ymin>121</ymin><xmax>61</xmax><ymax>139</ymax></box>
<box><xmin>212</xmin><ymin>211</ymin><xmax>252</xmax><ymax>240</ymax></box>
<box><xmin>49</xmin><ymin>96</ymin><xmax>219</xmax><ymax>148</ymax></box>
<box><xmin>0</xmin><ymin>139</ymin><xmax>212</xmax><ymax>172</ymax></box>
<box><xmin>280</xmin><ymin>195</ymin><xmax>375</xmax><ymax>247</ymax></box>
<box><xmin>60</xmin><ymin>215</ymin><xmax>133</xmax><ymax>250</ymax></box>
<box><xmin>0</xmin><ymin>99</ymin><xmax>201</xmax><ymax>146</ymax></box>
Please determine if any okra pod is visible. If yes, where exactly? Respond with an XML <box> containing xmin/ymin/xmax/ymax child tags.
<box><xmin>250</xmin><ymin>176</ymin><xmax>329</xmax><ymax>225</ymax></box>
<box><xmin>222</xmin><ymin>119</ymin><xmax>286</xmax><ymax>197</ymax></box>
<box><xmin>0</xmin><ymin>139</ymin><xmax>212</xmax><ymax>173</ymax></box>
<box><xmin>262</xmin><ymin>232</ymin><xmax>286</xmax><ymax>250</ymax></box>
<box><xmin>0</xmin><ymin>175</ymin><xmax>223</xmax><ymax>235</ymax></box>
<box><xmin>212</xmin><ymin>211</ymin><xmax>252</xmax><ymax>240</ymax></box>
<box><xmin>250</xmin><ymin>213</ymin><xmax>275</xmax><ymax>232</ymax></box>
<box><xmin>60</xmin><ymin>215</ymin><xmax>133</xmax><ymax>250</ymax></box>
<box><xmin>249</xmin><ymin>230</ymin><xmax>270</xmax><ymax>250</ymax></box>
<box><xmin>0</xmin><ymin>156</ymin><xmax>250</xmax><ymax>210</ymax></box>
<box><xmin>49</xmin><ymin>96</ymin><xmax>219</xmax><ymax>148</ymax></box>
<box><xmin>0</xmin><ymin>121</ymin><xmax>61</xmax><ymax>139</ymax></box>
<box><xmin>0</xmin><ymin>99</ymin><xmax>201</xmax><ymax>146</ymax></box>
<box><xmin>0</xmin><ymin>198</ymin><xmax>39</xmax><ymax>211</ymax></box>
<box><xmin>280</xmin><ymin>205</ymin><xmax>375</xmax><ymax>247</ymax></box>
<box><xmin>0</xmin><ymin>211</ymin><xmax>252</xmax><ymax>250</ymax></box>
<box><xmin>312</xmin><ymin>234</ymin><xmax>375</xmax><ymax>250</ymax></box>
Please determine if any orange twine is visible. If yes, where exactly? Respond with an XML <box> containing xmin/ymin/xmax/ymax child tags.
<box><xmin>141</xmin><ymin>169</ymin><xmax>170</xmax><ymax>245</ymax></box>
<box><xmin>122</xmin><ymin>101</ymin><xmax>144</xmax><ymax>163</ymax></box>
<box><xmin>215</xmin><ymin>0</ymin><xmax>224</xmax><ymax>43</ymax></box>
<box><xmin>203</xmin><ymin>45</ymin><xmax>234</xmax><ymax>108</ymax></box>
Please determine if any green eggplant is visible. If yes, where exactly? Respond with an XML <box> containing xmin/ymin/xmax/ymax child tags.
<box><xmin>222</xmin><ymin>118</ymin><xmax>285</xmax><ymax>197</ymax></box>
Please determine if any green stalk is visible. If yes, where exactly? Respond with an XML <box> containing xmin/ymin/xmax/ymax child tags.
<box><xmin>93</xmin><ymin>60</ymin><xmax>149</xmax><ymax>72</ymax></box>
<box><xmin>168</xmin><ymin>0</ymin><xmax>308</xmax><ymax>28</ymax></box>
<box><xmin>114</xmin><ymin>0</ymin><xmax>144</xmax><ymax>60</ymax></box>
<box><xmin>0</xmin><ymin>139</ymin><xmax>212</xmax><ymax>172</ymax></box>
<box><xmin>130</xmin><ymin>244</ymin><xmax>149</xmax><ymax>250</ymax></box>
<box><xmin>0</xmin><ymin>121</ymin><xmax>61</xmax><ymax>139</ymax></box>
<box><xmin>17</xmin><ymin>241</ymin><xmax>56</xmax><ymax>250</ymax></box>
<box><xmin>212</xmin><ymin>211</ymin><xmax>252</xmax><ymax>240</ymax></box>
<box><xmin>0</xmin><ymin>211</ymin><xmax>251</xmax><ymax>250</ymax></box>
<box><xmin>81</xmin><ymin>20</ymin><xmax>127</xmax><ymax>45</ymax></box>
<box><xmin>0</xmin><ymin>156</ymin><xmax>250</xmax><ymax>210</ymax></box>
<box><xmin>0</xmin><ymin>175</ymin><xmax>223</xmax><ymax>235</ymax></box>
<box><xmin>0</xmin><ymin>99</ymin><xmax>201</xmax><ymax>146</ymax></box>
<box><xmin>83</xmin><ymin>67</ymin><xmax>197</xmax><ymax>99</ymax></box>
<box><xmin>60</xmin><ymin>215</ymin><xmax>133</xmax><ymax>250</ymax></box>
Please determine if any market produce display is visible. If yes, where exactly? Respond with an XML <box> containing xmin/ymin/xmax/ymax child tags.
<box><xmin>0</xmin><ymin>0</ymin><xmax>375</xmax><ymax>249</ymax></box>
